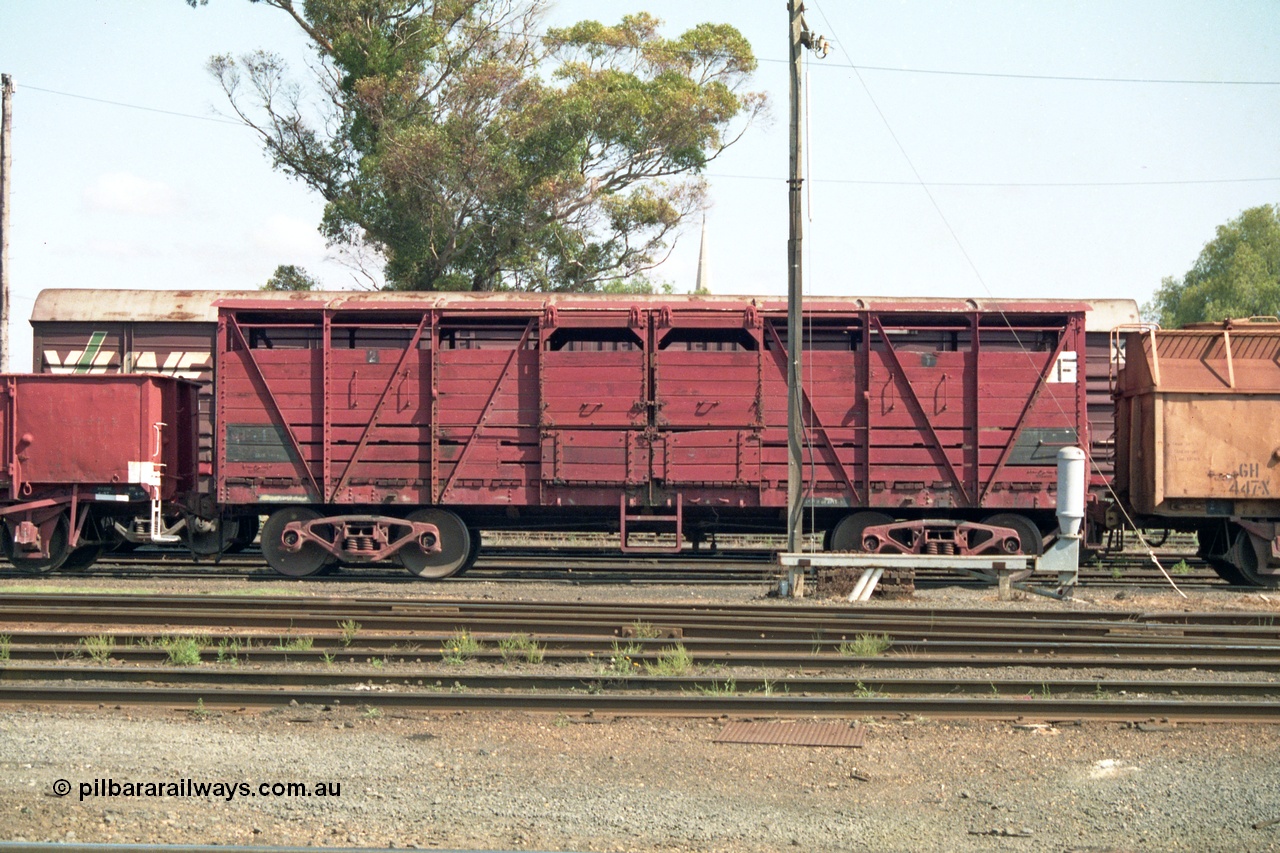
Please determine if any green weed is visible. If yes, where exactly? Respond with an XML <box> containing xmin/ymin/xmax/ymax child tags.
<box><xmin>441</xmin><ymin>629</ymin><xmax>482</xmax><ymax>665</ymax></box>
<box><xmin>78</xmin><ymin>635</ymin><xmax>115</xmax><ymax>663</ymax></box>
<box><xmin>759</xmin><ymin>679</ymin><xmax>789</xmax><ymax>697</ymax></box>
<box><xmin>628</xmin><ymin>621</ymin><xmax>661</xmax><ymax>640</ymax></box>
<box><xmin>338</xmin><ymin>619</ymin><xmax>361</xmax><ymax>647</ymax></box>
<box><xmin>645</xmin><ymin>644</ymin><xmax>694</xmax><ymax>677</ymax></box>
<box><xmin>837</xmin><ymin>633</ymin><xmax>892</xmax><ymax>658</ymax></box>
<box><xmin>695</xmin><ymin>678</ymin><xmax>736</xmax><ymax>696</ymax></box>
<box><xmin>215</xmin><ymin>638</ymin><xmax>242</xmax><ymax>665</ymax></box>
<box><xmin>498</xmin><ymin>634</ymin><xmax>545</xmax><ymax>665</ymax></box>
<box><xmin>605</xmin><ymin>641</ymin><xmax>642</xmax><ymax>677</ymax></box>
<box><xmin>163</xmin><ymin>637</ymin><xmax>202</xmax><ymax>667</ymax></box>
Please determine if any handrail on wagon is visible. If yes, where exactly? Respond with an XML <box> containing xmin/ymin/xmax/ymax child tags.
<box><xmin>1108</xmin><ymin>322</ymin><xmax>1160</xmax><ymax>394</ymax></box>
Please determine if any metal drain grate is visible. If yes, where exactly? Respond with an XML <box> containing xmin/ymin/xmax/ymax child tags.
<box><xmin>715</xmin><ymin>720</ymin><xmax>866</xmax><ymax>748</ymax></box>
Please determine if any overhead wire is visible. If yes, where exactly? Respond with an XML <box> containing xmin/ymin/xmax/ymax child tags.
<box><xmin>19</xmin><ymin>84</ymin><xmax>245</xmax><ymax>127</ymax></box>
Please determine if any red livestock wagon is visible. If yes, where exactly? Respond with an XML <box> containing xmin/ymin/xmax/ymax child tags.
<box><xmin>213</xmin><ymin>295</ymin><xmax>1091</xmax><ymax>578</ymax></box>
<box><xmin>0</xmin><ymin>373</ymin><xmax>199</xmax><ymax>571</ymax></box>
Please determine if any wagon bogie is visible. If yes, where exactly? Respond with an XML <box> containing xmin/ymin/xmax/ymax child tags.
<box><xmin>256</xmin><ymin>507</ymin><xmax>461</xmax><ymax>579</ymax></box>
<box><xmin>1</xmin><ymin>509</ymin><xmax>71</xmax><ymax>573</ymax></box>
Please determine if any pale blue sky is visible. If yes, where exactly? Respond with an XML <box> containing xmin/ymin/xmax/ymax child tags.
<box><xmin>1</xmin><ymin>0</ymin><xmax>1277</xmax><ymax>368</ymax></box>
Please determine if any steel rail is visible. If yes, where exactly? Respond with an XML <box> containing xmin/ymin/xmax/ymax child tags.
<box><xmin>1</xmin><ymin>547</ymin><xmax>1220</xmax><ymax>587</ymax></box>
<box><xmin>4</xmin><ymin>663</ymin><xmax>1279</xmax><ymax>699</ymax></box>
<box><xmin>3</xmin><ymin>644</ymin><xmax>1279</xmax><ymax>670</ymax></box>
<box><xmin>0</xmin><ymin>682</ymin><xmax>1274</xmax><ymax>721</ymax></box>
<box><xmin>0</xmin><ymin>591</ymin><xmax>1274</xmax><ymax>627</ymax></box>
<box><xmin>2</xmin><ymin>608</ymin><xmax>1278</xmax><ymax>649</ymax></box>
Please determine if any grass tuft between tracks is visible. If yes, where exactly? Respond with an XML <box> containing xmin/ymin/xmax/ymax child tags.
<box><xmin>78</xmin><ymin>635</ymin><xmax>116</xmax><ymax>663</ymax></box>
<box><xmin>645</xmin><ymin>644</ymin><xmax>694</xmax><ymax>677</ymax></box>
<box><xmin>837</xmin><ymin>633</ymin><xmax>893</xmax><ymax>658</ymax></box>
<box><xmin>162</xmin><ymin>636</ymin><xmax>203</xmax><ymax>667</ymax></box>
<box><xmin>442</xmin><ymin>629</ymin><xmax>483</xmax><ymax>665</ymax></box>
<box><xmin>339</xmin><ymin>619</ymin><xmax>361</xmax><ymax>647</ymax></box>
<box><xmin>498</xmin><ymin>633</ymin><xmax>545</xmax><ymax>665</ymax></box>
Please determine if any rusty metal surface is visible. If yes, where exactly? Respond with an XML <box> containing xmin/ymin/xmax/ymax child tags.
<box><xmin>715</xmin><ymin>720</ymin><xmax>866</xmax><ymax>747</ymax></box>
<box><xmin>1116</xmin><ymin>325</ymin><xmax>1280</xmax><ymax>515</ymax></box>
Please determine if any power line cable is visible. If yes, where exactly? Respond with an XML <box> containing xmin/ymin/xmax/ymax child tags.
<box><xmin>22</xmin><ymin>80</ymin><xmax>1278</xmax><ymax>189</ymax></box>
<box><xmin>532</xmin><ymin>25</ymin><xmax>1280</xmax><ymax>85</ymax></box>
<box><xmin>710</xmin><ymin>173</ymin><xmax>1280</xmax><ymax>187</ymax></box>
<box><xmin>21</xmin><ymin>85</ymin><xmax>245</xmax><ymax>127</ymax></box>
<box><xmin>760</xmin><ymin>58</ymin><xmax>1280</xmax><ymax>86</ymax></box>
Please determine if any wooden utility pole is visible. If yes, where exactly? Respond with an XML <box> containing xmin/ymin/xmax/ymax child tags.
<box><xmin>1</xmin><ymin>74</ymin><xmax>12</xmax><ymax>373</ymax></box>
<box><xmin>785</xmin><ymin>4</ymin><xmax>827</xmax><ymax>560</ymax></box>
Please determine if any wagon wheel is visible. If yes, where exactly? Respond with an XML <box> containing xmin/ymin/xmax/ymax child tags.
<box><xmin>225</xmin><ymin>514</ymin><xmax>261</xmax><ymax>554</ymax></box>
<box><xmin>453</xmin><ymin>527</ymin><xmax>483</xmax><ymax>577</ymax></box>
<box><xmin>1224</xmin><ymin>527</ymin><xmax>1279</xmax><ymax>589</ymax></box>
<box><xmin>187</xmin><ymin>516</ymin><xmax>241</xmax><ymax>557</ymax></box>
<box><xmin>981</xmin><ymin>513</ymin><xmax>1045</xmax><ymax>557</ymax></box>
<box><xmin>3</xmin><ymin>514</ymin><xmax>71</xmax><ymax>574</ymax></box>
<box><xmin>1197</xmin><ymin>523</ymin><xmax>1246</xmax><ymax>585</ymax></box>
<box><xmin>260</xmin><ymin>508</ymin><xmax>333</xmax><ymax>578</ymax></box>
<box><xmin>826</xmin><ymin>512</ymin><xmax>894</xmax><ymax>552</ymax></box>
<box><xmin>399</xmin><ymin>509</ymin><xmax>472</xmax><ymax>579</ymax></box>
<box><xmin>60</xmin><ymin>543</ymin><xmax>107</xmax><ymax>571</ymax></box>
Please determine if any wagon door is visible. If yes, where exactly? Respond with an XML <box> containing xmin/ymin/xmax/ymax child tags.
<box><xmin>651</xmin><ymin>308</ymin><xmax>763</xmax><ymax>498</ymax></box>
<box><xmin>538</xmin><ymin>307</ymin><xmax>650</xmax><ymax>500</ymax></box>
<box><xmin>433</xmin><ymin>314</ymin><xmax>540</xmax><ymax>506</ymax></box>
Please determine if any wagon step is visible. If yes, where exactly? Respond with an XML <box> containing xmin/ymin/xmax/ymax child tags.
<box><xmin>620</xmin><ymin>494</ymin><xmax>683</xmax><ymax>554</ymax></box>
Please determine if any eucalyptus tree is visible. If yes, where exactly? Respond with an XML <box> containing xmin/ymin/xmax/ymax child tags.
<box><xmin>191</xmin><ymin>0</ymin><xmax>765</xmax><ymax>291</ymax></box>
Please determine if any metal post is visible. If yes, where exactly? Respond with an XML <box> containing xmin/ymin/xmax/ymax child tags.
<box><xmin>786</xmin><ymin>2</ymin><xmax>805</xmax><ymax>557</ymax></box>
<box><xmin>0</xmin><ymin>74</ymin><xmax>13</xmax><ymax>373</ymax></box>
<box><xmin>784</xmin><ymin>6</ymin><xmax>827</xmax><ymax>583</ymax></box>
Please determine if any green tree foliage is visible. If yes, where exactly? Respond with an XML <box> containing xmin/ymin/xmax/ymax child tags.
<box><xmin>1146</xmin><ymin>204</ymin><xmax>1280</xmax><ymax>327</ymax></box>
<box><xmin>262</xmin><ymin>263</ymin><xmax>320</xmax><ymax>290</ymax></box>
<box><xmin>190</xmin><ymin>0</ymin><xmax>764</xmax><ymax>292</ymax></box>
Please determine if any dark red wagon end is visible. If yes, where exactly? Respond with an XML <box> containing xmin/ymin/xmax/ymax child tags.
<box><xmin>0</xmin><ymin>374</ymin><xmax>200</xmax><ymax>572</ymax></box>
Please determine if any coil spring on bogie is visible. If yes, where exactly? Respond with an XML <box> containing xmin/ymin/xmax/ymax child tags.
<box><xmin>344</xmin><ymin>527</ymin><xmax>377</xmax><ymax>553</ymax></box>
<box><xmin>924</xmin><ymin>540</ymin><xmax>959</xmax><ymax>555</ymax></box>
<box><xmin>346</xmin><ymin>536</ymin><xmax>374</xmax><ymax>553</ymax></box>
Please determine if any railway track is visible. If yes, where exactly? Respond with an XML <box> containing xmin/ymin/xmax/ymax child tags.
<box><xmin>1</xmin><ymin>592</ymin><xmax>1278</xmax><ymax>721</ymax></box>
<box><xmin>5</xmin><ymin>666</ymin><xmax>1274</xmax><ymax>717</ymax></box>
<box><xmin>0</xmin><ymin>546</ymin><xmax>1227</xmax><ymax>588</ymax></box>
